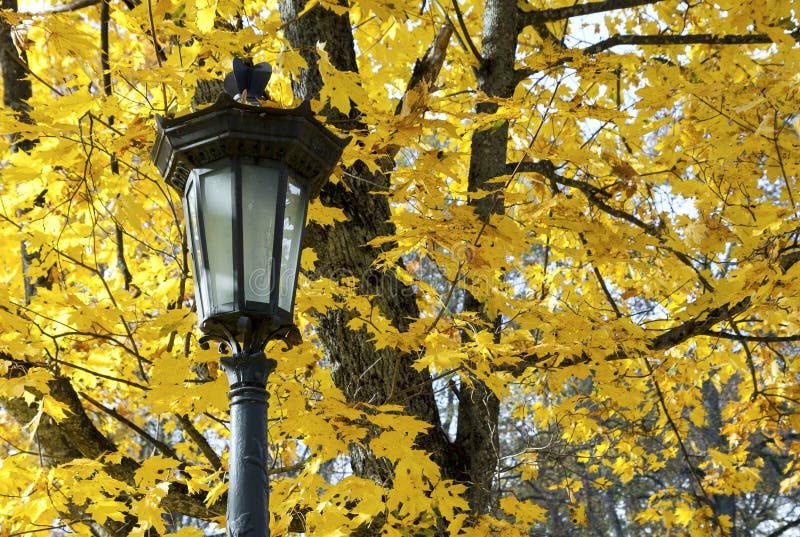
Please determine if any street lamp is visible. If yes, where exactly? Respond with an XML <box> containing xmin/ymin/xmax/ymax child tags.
<box><xmin>151</xmin><ymin>65</ymin><xmax>348</xmax><ymax>537</ymax></box>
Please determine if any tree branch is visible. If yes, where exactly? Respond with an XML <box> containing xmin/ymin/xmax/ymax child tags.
<box><xmin>177</xmin><ymin>414</ymin><xmax>222</xmax><ymax>470</ymax></box>
<box><xmin>584</xmin><ymin>33</ymin><xmax>779</xmax><ymax>54</ymax></box>
<box><xmin>593</xmin><ymin>265</ymin><xmax>622</xmax><ymax>319</ymax></box>
<box><xmin>510</xmin><ymin>171</ymin><xmax>798</xmax><ymax>372</ymax></box>
<box><xmin>701</xmin><ymin>330</ymin><xmax>800</xmax><ymax>343</ymax></box>
<box><xmin>54</xmin><ymin>357</ymin><xmax>150</xmax><ymax>391</ymax></box>
<box><xmin>2</xmin><ymin>357</ymin><xmax>226</xmax><ymax>520</ymax></box>
<box><xmin>642</xmin><ymin>356</ymin><xmax>714</xmax><ymax>512</ymax></box>
<box><xmin>506</xmin><ymin>161</ymin><xmax>656</xmax><ymax>231</ymax></box>
<box><xmin>21</xmin><ymin>0</ymin><xmax>99</xmax><ymax>13</ymax></box>
<box><xmin>80</xmin><ymin>391</ymin><xmax>179</xmax><ymax>459</ymax></box>
<box><xmin>650</xmin><ymin>298</ymin><xmax>752</xmax><ymax>351</ymax></box>
<box><xmin>46</xmin><ymin>376</ymin><xmax>119</xmax><ymax>459</ymax></box>
<box><xmin>503</xmin><ymin>161</ymin><xmax>785</xmax><ymax>368</ymax></box>
<box><xmin>766</xmin><ymin>516</ymin><xmax>800</xmax><ymax>537</ymax></box>
<box><xmin>395</xmin><ymin>24</ymin><xmax>454</xmax><ymax>116</ymax></box>
<box><xmin>726</xmin><ymin>315</ymin><xmax>760</xmax><ymax>400</ymax></box>
<box><xmin>505</xmin><ymin>160</ymin><xmax>714</xmax><ymax>291</ymax></box>
<box><xmin>450</xmin><ymin>0</ymin><xmax>482</xmax><ymax>63</ymax></box>
<box><xmin>519</xmin><ymin>297</ymin><xmax>756</xmax><ymax>400</ymax></box>
<box><xmin>268</xmin><ymin>459</ymin><xmax>308</xmax><ymax>476</ymax></box>
<box><xmin>520</xmin><ymin>0</ymin><xmax>661</xmax><ymax>27</ymax></box>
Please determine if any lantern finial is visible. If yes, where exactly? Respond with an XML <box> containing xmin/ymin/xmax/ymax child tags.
<box><xmin>224</xmin><ymin>58</ymin><xmax>272</xmax><ymax>104</ymax></box>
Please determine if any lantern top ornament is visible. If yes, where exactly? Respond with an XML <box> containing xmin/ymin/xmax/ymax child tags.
<box><xmin>152</xmin><ymin>93</ymin><xmax>348</xmax><ymax>200</ymax></box>
<box><xmin>223</xmin><ymin>58</ymin><xmax>273</xmax><ymax>104</ymax></box>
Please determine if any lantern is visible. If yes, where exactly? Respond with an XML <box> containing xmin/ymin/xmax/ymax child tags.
<box><xmin>152</xmin><ymin>92</ymin><xmax>348</xmax><ymax>347</ymax></box>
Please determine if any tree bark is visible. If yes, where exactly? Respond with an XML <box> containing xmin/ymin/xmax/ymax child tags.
<box><xmin>452</xmin><ymin>0</ymin><xmax>521</xmax><ymax>515</ymax></box>
<box><xmin>0</xmin><ymin>0</ymin><xmax>32</xmax><ymax>151</ymax></box>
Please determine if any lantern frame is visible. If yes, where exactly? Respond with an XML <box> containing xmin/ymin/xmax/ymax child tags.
<box><xmin>152</xmin><ymin>94</ymin><xmax>348</xmax><ymax>349</ymax></box>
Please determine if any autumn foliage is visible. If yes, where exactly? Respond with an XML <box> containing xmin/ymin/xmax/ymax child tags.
<box><xmin>1</xmin><ymin>0</ymin><xmax>800</xmax><ymax>535</ymax></box>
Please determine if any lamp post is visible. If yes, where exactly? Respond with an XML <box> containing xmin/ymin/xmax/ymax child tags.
<box><xmin>151</xmin><ymin>67</ymin><xmax>348</xmax><ymax>537</ymax></box>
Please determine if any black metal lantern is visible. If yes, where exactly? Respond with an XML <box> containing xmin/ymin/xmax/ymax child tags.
<box><xmin>152</xmin><ymin>92</ymin><xmax>348</xmax><ymax>348</ymax></box>
<box><xmin>151</xmin><ymin>71</ymin><xmax>348</xmax><ymax>537</ymax></box>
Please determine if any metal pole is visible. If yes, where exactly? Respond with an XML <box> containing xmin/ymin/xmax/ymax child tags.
<box><xmin>220</xmin><ymin>352</ymin><xmax>276</xmax><ymax>537</ymax></box>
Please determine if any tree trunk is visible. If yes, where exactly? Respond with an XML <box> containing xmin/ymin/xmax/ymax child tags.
<box><xmin>0</xmin><ymin>0</ymin><xmax>32</xmax><ymax>152</ymax></box>
<box><xmin>452</xmin><ymin>0</ymin><xmax>521</xmax><ymax>515</ymax></box>
<box><xmin>703</xmin><ymin>379</ymin><xmax>737</xmax><ymax>535</ymax></box>
<box><xmin>277</xmin><ymin>0</ymin><xmax>520</xmax><ymax>523</ymax></box>
<box><xmin>278</xmin><ymin>0</ymin><xmax>455</xmax><ymax>495</ymax></box>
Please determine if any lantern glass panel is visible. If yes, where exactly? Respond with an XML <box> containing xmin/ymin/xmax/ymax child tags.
<box><xmin>200</xmin><ymin>168</ymin><xmax>235</xmax><ymax>311</ymax></box>
<box><xmin>242</xmin><ymin>164</ymin><xmax>280</xmax><ymax>305</ymax></box>
<box><xmin>278</xmin><ymin>176</ymin><xmax>308</xmax><ymax>310</ymax></box>
<box><xmin>184</xmin><ymin>177</ymin><xmax>210</xmax><ymax>321</ymax></box>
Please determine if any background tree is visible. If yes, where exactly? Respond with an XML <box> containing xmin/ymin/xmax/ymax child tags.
<box><xmin>1</xmin><ymin>0</ymin><xmax>799</xmax><ymax>536</ymax></box>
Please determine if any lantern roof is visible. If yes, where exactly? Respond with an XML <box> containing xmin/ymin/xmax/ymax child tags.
<box><xmin>151</xmin><ymin>93</ymin><xmax>349</xmax><ymax>198</ymax></box>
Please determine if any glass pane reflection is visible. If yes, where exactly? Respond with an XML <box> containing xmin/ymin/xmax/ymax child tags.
<box><xmin>200</xmin><ymin>169</ymin><xmax>234</xmax><ymax>310</ymax></box>
<box><xmin>242</xmin><ymin>165</ymin><xmax>279</xmax><ymax>304</ymax></box>
<box><xmin>279</xmin><ymin>177</ymin><xmax>307</xmax><ymax>310</ymax></box>
<box><xmin>185</xmin><ymin>178</ymin><xmax>209</xmax><ymax>321</ymax></box>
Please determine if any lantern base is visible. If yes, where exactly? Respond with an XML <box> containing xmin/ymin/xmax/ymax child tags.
<box><xmin>198</xmin><ymin>315</ymin><xmax>295</xmax><ymax>355</ymax></box>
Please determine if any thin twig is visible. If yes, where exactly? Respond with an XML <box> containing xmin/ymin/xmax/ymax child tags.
<box><xmin>425</xmin><ymin>81</ymin><xmax>563</xmax><ymax>335</ymax></box>
<box><xmin>521</xmin><ymin>0</ymin><xmax>659</xmax><ymax>26</ymax></box>
<box><xmin>505</xmin><ymin>160</ymin><xmax>715</xmax><ymax>292</ymax></box>
<box><xmin>115</xmin><ymin>225</ymin><xmax>133</xmax><ymax>290</ymax></box>
<box><xmin>772</xmin><ymin>111</ymin><xmax>796</xmax><ymax>208</ymax></box>
<box><xmin>450</xmin><ymin>0</ymin><xmax>482</xmax><ymax>63</ymax></box>
<box><xmin>593</xmin><ymin>265</ymin><xmax>622</xmax><ymax>318</ymax></box>
<box><xmin>80</xmin><ymin>392</ymin><xmax>178</xmax><ymax>459</ymax></box>
<box><xmin>268</xmin><ymin>459</ymin><xmax>308</xmax><ymax>476</ymax></box>
<box><xmin>54</xmin><ymin>358</ymin><xmax>150</xmax><ymax>391</ymax></box>
<box><xmin>701</xmin><ymin>330</ymin><xmax>800</xmax><ymax>343</ymax></box>
<box><xmin>725</xmin><ymin>316</ymin><xmax>760</xmax><ymax>400</ymax></box>
<box><xmin>176</xmin><ymin>414</ymin><xmax>221</xmax><ymax>470</ymax></box>
<box><xmin>642</xmin><ymin>357</ymin><xmax>712</xmax><ymax>506</ymax></box>
<box><xmin>584</xmin><ymin>33</ymin><xmax>781</xmax><ymax>55</ymax></box>
<box><xmin>21</xmin><ymin>0</ymin><xmax>99</xmax><ymax>14</ymax></box>
<box><xmin>0</xmin><ymin>42</ymin><xmax>64</xmax><ymax>96</ymax></box>
<box><xmin>145</xmin><ymin>0</ymin><xmax>168</xmax><ymax>111</ymax></box>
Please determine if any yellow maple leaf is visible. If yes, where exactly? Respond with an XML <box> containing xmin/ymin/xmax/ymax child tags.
<box><xmin>196</xmin><ymin>0</ymin><xmax>218</xmax><ymax>33</ymax></box>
